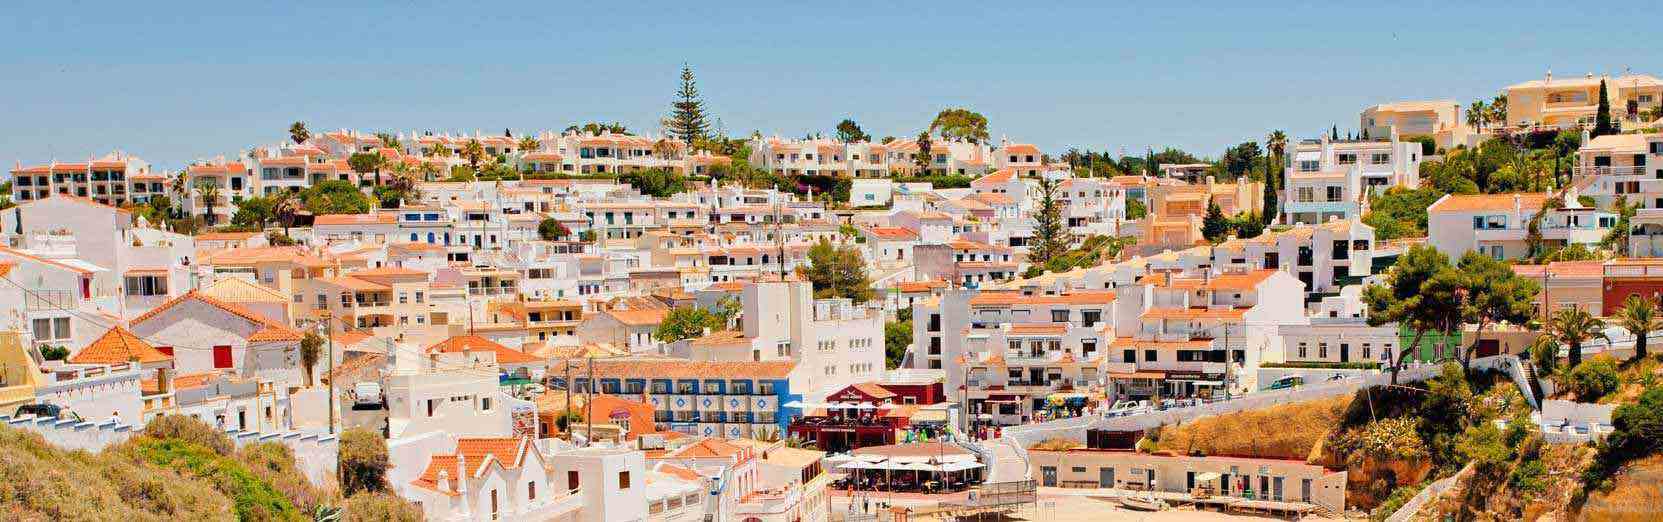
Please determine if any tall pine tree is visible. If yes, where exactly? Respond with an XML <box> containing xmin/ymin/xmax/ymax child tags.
<box><xmin>1030</xmin><ymin>176</ymin><xmax>1072</xmax><ymax>266</ymax></box>
<box><xmin>1593</xmin><ymin>78</ymin><xmax>1616</xmax><ymax>138</ymax></box>
<box><xmin>668</xmin><ymin>65</ymin><xmax>711</xmax><ymax>145</ymax></box>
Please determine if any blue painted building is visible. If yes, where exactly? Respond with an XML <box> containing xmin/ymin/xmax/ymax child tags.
<box><xmin>571</xmin><ymin>359</ymin><xmax>802</xmax><ymax>439</ymax></box>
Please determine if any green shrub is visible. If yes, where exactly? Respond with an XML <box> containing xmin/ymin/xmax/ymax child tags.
<box><xmin>38</xmin><ymin>345</ymin><xmax>69</xmax><ymax>360</ymax></box>
<box><xmin>1370</xmin><ymin>484</ymin><xmax>1424</xmax><ymax>521</ymax></box>
<box><xmin>143</xmin><ymin>414</ymin><xmax>233</xmax><ymax>456</ymax></box>
<box><xmin>1566</xmin><ymin>356</ymin><xmax>1620</xmax><ymax>402</ymax></box>
<box><xmin>339</xmin><ymin>429</ymin><xmax>390</xmax><ymax>496</ymax></box>
<box><xmin>128</xmin><ymin>438</ymin><xmax>302</xmax><ymax>521</ymax></box>
<box><xmin>1509</xmin><ymin>458</ymin><xmax>1547</xmax><ymax>494</ymax></box>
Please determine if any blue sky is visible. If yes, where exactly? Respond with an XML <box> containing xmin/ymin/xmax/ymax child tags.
<box><xmin>2</xmin><ymin>2</ymin><xmax>1656</xmax><ymax>170</ymax></box>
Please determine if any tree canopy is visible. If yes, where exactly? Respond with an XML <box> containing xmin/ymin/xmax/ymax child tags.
<box><xmin>1029</xmin><ymin>176</ymin><xmax>1071</xmax><ymax>265</ymax></box>
<box><xmin>798</xmin><ymin>238</ymin><xmax>873</xmax><ymax>302</ymax></box>
<box><xmin>538</xmin><ymin>218</ymin><xmax>570</xmax><ymax>241</ymax></box>
<box><xmin>835</xmin><ymin>119</ymin><xmax>870</xmax><ymax>143</ymax></box>
<box><xmin>619</xmin><ymin>168</ymin><xmax>687</xmax><ymax>198</ymax></box>
<box><xmin>928</xmin><ymin>108</ymin><xmax>989</xmax><ymax>144</ymax></box>
<box><xmin>302</xmin><ymin>180</ymin><xmax>374</xmax><ymax>214</ymax></box>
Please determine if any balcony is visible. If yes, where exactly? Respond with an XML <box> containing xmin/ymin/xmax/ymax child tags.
<box><xmin>1576</xmin><ymin>165</ymin><xmax>1651</xmax><ymax>177</ymax></box>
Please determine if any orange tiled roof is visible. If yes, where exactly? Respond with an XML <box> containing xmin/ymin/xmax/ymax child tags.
<box><xmin>69</xmin><ymin>326</ymin><xmax>172</xmax><ymax>365</ymax></box>
<box><xmin>892</xmin><ymin>280</ymin><xmax>947</xmax><ymax>293</ymax></box>
<box><xmin>1201</xmin><ymin>269</ymin><xmax>1279</xmax><ymax>291</ymax></box>
<box><xmin>968</xmin><ymin>290</ymin><xmax>1116</xmax><ymax>307</ymax></box>
<box><xmin>427</xmin><ymin>335</ymin><xmax>543</xmax><ymax>365</ymax></box>
<box><xmin>587</xmin><ymin>359</ymin><xmax>796</xmax><ymax>379</ymax></box>
<box><xmin>412</xmin><ymin>437</ymin><xmax>531</xmax><ymax>495</ymax></box>
<box><xmin>315</xmin><ymin>213</ymin><xmax>396</xmax><ymax>226</ymax></box>
<box><xmin>606</xmin><ymin>308</ymin><xmax>668</xmax><ymax>327</ymax></box>
<box><xmin>865</xmin><ymin>226</ymin><xmax>920</xmax><ymax>241</ymax></box>
<box><xmin>1427</xmin><ymin>193</ymin><xmax>1549</xmax><ymax>213</ymax></box>
<box><xmin>1139</xmin><ymin>307</ymin><xmax>1248</xmax><ymax>320</ymax></box>
<box><xmin>972</xmin><ymin>168</ymin><xmax>1016</xmax><ymax>185</ymax></box>
<box><xmin>1007</xmin><ymin>323</ymin><xmax>1068</xmax><ymax>336</ymax></box>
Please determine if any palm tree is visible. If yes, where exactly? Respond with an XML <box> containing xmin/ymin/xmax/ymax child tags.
<box><xmin>1489</xmin><ymin>94</ymin><xmax>1509</xmax><ymax>129</ymax></box>
<box><xmin>168</xmin><ymin>172</ymin><xmax>189</xmax><ymax>215</ymax></box>
<box><xmin>427</xmin><ymin>140</ymin><xmax>451</xmax><ymax>158</ymax></box>
<box><xmin>195</xmin><ymin>179</ymin><xmax>222</xmax><ymax>227</ymax></box>
<box><xmin>289</xmin><ymin>121</ymin><xmax>310</xmax><ymax>145</ymax></box>
<box><xmin>461</xmin><ymin>139</ymin><xmax>486</xmax><ymax>170</ymax></box>
<box><xmin>1548</xmin><ymin>307</ymin><xmax>1608</xmax><ymax>369</ymax></box>
<box><xmin>1615</xmin><ymin>294</ymin><xmax>1662</xmax><ymax>360</ymax></box>
<box><xmin>517</xmin><ymin>135</ymin><xmax>541</xmax><ymax>154</ymax></box>
<box><xmin>418</xmin><ymin>162</ymin><xmax>441</xmax><ymax>182</ymax></box>
<box><xmin>1466</xmin><ymin>100</ymin><xmax>1488</xmax><ymax>133</ymax></box>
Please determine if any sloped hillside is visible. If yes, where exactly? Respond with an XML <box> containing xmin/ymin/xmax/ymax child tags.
<box><xmin>1151</xmin><ymin>394</ymin><xmax>1350</xmax><ymax>460</ymax></box>
<box><xmin>0</xmin><ymin>417</ymin><xmax>420</xmax><ymax>521</ymax></box>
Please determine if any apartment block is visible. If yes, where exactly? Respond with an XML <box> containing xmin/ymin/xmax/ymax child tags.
<box><xmin>1427</xmin><ymin>191</ymin><xmax>1615</xmax><ymax>260</ymax></box>
<box><xmin>1283</xmin><ymin>135</ymin><xmax>1422</xmax><ymax>225</ymax></box>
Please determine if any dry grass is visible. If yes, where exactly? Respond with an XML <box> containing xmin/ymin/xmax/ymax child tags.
<box><xmin>342</xmin><ymin>492</ymin><xmax>425</xmax><ymax>522</ymax></box>
<box><xmin>1028</xmin><ymin>437</ymin><xmax>1084</xmax><ymax>451</ymax></box>
<box><xmin>0</xmin><ymin>423</ymin><xmax>235</xmax><ymax>521</ymax></box>
<box><xmin>1580</xmin><ymin>455</ymin><xmax>1663</xmax><ymax>521</ymax></box>
<box><xmin>1600</xmin><ymin>356</ymin><xmax>1663</xmax><ymax>405</ymax></box>
<box><xmin>1152</xmin><ymin>394</ymin><xmax>1351</xmax><ymax>461</ymax></box>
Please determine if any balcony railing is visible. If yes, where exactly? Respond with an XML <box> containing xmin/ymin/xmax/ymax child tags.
<box><xmin>1576</xmin><ymin>165</ymin><xmax>1651</xmax><ymax>177</ymax></box>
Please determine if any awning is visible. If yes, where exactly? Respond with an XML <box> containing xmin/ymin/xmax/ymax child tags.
<box><xmin>1108</xmin><ymin>371</ymin><xmax>1167</xmax><ymax>380</ymax></box>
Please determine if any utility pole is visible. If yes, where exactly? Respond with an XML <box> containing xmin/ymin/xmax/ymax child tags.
<box><xmin>586</xmin><ymin>355</ymin><xmax>596</xmax><ymax>444</ymax></box>
<box><xmin>319</xmin><ymin>311</ymin><xmax>336</xmax><ymax>435</ymax></box>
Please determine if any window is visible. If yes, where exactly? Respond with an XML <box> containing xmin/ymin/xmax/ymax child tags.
<box><xmin>568</xmin><ymin>470</ymin><xmax>581</xmax><ymax>490</ymax></box>
<box><xmin>1325</xmin><ymin>186</ymin><xmax>1342</xmax><ymax>202</ymax></box>
<box><xmin>1051</xmin><ymin>309</ymin><xmax>1069</xmax><ymax>322</ymax></box>
<box><xmin>1337</xmin><ymin>153</ymin><xmax>1356</xmax><ymax>165</ymax></box>
<box><xmin>528</xmin><ymin>481</ymin><xmax>536</xmax><ymax>500</ymax></box>
<box><xmin>619</xmin><ymin>471</ymin><xmax>631</xmax><ymax>489</ymax></box>
<box><xmin>32</xmin><ymin>317</ymin><xmax>71</xmax><ymax>341</ymax></box>
<box><xmin>212</xmin><ymin>345</ymin><xmax>233</xmax><ymax>368</ymax></box>
<box><xmin>1298</xmin><ymin>160</ymin><xmax>1319</xmax><ymax>172</ymax></box>
<box><xmin>1296</xmin><ymin>187</ymin><xmax>1315</xmax><ymax>202</ymax></box>
<box><xmin>124</xmin><ymin>275</ymin><xmax>168</xmax><ymax>296</ymax></box>
<box><xmin>1371</xmin><ymin>153</ymin><xmax>1390</xmax><ymax>165</ymax></box>
<box><xmin>1297</xmin><ymin>342</ymin><xmax>1308</xmax><ymax>358</ymax></box>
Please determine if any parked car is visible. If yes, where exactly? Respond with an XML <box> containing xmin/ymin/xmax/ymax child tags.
<box><xmin>16</xmin><ymin>403</ymin><xmax>80</xmax><ymax>421</ymax></box>
<box><xmin>353</xmin><ymin>382</ymin><xmax>385</xmax><ymax>409</ymax></box>
<box><xmin>1266</xmin><ymin>376</ymin><xmax>1305</xmax><ymax>390</ymax></box>
<box><xmin>1104</xmin><ymin>400</ymin><xmax>1151</xmax><ymax>417</ymax></box>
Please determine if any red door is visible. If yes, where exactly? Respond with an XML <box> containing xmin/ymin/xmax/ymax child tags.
<box><xmin>212</xmin><ymin>345</ymin><xmax>233</xmax><ymax>368</ymax></box>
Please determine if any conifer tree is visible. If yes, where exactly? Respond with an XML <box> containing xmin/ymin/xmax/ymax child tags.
<box><xmin>668</xmin><ymin>65</ymin><xmax>711</xmax><ymax>145</ymax></box>
<box><xmin>1030</xmin><ymin>176</ymin><xmax>1072</xmax><ymax>265</ymax></box>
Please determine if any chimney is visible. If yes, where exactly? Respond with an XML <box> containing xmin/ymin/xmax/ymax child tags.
<box><xmin>437</xmin><ymin>469</ymin><xmax>452</xmax><ymax>494</ymax></box>
<box><xmin>1514</xmin><ymin>194</ymin><xmax>1522</xmax><ymax>216</ymax></box>
<box><xmin>1545</xmin><ymin>68</ymin><xmax>1553</xmax><ymax>84</ymax></box>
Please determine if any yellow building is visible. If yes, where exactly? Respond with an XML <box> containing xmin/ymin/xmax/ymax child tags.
<box><xmin>1360</xmin><ymin>100</ymin><xmax>1473</xmax><ymax>149</ymax></box>
<box><xmin>1505</xmin><ymin>71</ymin><xmax>1663</xmax><ymax>129</ymax></box>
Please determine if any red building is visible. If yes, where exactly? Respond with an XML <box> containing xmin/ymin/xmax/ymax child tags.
<box><xmin>788</xmin><ymin>381</ymin><xmax>943</xmax><ymax>453</ymax></box>
<box><xmin>1603</xmin><ymin>259</ymin><xmax>1663</xmax><ymax>316</ymax></box>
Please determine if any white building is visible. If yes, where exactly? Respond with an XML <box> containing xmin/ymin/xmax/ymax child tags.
<box><xmin>1427</xmin><ymin>191</ymin><xmax>1615</xmax><ymax>260</ymax></box>
<box><xmin>1283</xmin><ymin>134</ymin><xmax>1423</xmax><ymax>224</ymax></box>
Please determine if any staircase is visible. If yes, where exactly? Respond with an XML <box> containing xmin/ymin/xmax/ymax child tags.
<box><xmin>1519</xmin><ymin>360</ymin><xmax>1543</xmax><ymax>405</ymax></box>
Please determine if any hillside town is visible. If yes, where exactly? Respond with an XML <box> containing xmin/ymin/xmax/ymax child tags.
<box><xmin>5</xmin><ymin>61</ymin><xmax>1663</xmax><ymax>522</ymax></box>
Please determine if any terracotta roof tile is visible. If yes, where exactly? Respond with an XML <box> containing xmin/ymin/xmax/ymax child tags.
<box><xmin>427</xmin><ymin>335</ymin><xmax>543</xmax><ymax>365</ymax></box>
<box><xmin>69</xmin><ymin>326</ymin><xmax>172</xmax><ymax>365</ymax></box>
